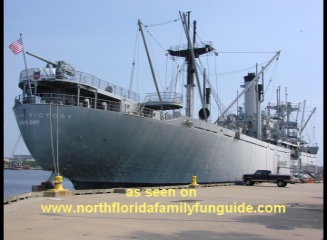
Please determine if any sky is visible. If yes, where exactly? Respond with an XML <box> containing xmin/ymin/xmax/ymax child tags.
<box><xmin>4</xmin><ymin>0</ymin><xmax>323</xmax><ymax>166</ymax></box>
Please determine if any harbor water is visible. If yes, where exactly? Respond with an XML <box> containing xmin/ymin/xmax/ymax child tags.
<box><xmin>3</xmin><ymin>169</ymin><xmax>74</xmax><ymax>197</ymax></box>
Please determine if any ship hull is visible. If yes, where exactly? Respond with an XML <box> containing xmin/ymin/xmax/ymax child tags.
<box><xmin>13</xmin><ymin>104</ymin><xmax>316</xmax><ymax>189</ymax></box>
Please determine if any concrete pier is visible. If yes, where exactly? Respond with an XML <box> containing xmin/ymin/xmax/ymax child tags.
<box><xmin>4</xmin><ymin>183</ymin><xmax>323</xmax><ymax>240</ymax></box>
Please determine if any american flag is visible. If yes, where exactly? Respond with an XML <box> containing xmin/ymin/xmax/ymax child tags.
<box><xmin>8</xmin><ymin>38</ymin><xmax>24</xmax><ymax>54</ymax></box>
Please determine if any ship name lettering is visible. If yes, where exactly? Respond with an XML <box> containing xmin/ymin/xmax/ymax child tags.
<box><xmin>18</xmin><ymin>112</ymin><xmax>72</xmax><ymax>119</ymax></box>
<box><xmin>16</xmin><ymin>113</ymin><xmax>25</xmax><ymax>119</ymax></box>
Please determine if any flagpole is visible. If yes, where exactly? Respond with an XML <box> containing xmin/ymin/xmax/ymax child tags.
<box><xmin>20</xmin><ymin>33</ymin><xmax>33</xmax><ymax>103</ymax></box>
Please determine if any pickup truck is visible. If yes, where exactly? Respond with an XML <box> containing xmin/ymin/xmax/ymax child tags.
<box><xmin>242</xmin><ymin>170</ymin><xmax>291</xmax><ymax>187</ymax></box>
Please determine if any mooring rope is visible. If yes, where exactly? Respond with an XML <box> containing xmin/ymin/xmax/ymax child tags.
<box><xmin>56</xmin><ymin>103</ymin><xmax>60</xmax><ymax>175</ymax></box>
<box><xmin>49</xmin><ymin>104</ymin><xmax>58</xmax><ymax>175</ymax></box>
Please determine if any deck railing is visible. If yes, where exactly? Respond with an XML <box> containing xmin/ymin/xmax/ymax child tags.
<box><xmin>19</xmin><ymin>69</ymin><xmax>140</xmax><ymax>102</ymax></box>
<box><xmin>143</xmin><ymin>92</ymin><xmax>183</xmax><ymax>104</ymax></box>
<box><xmin>14</xmin><ymin>93</ymin><xmax>182</xmax><ymax>120</ymax></box>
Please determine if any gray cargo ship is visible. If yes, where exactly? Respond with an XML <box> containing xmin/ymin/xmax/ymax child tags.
<box><xmin>13</xmin><ymin>12</ymin><xmax>319</xmax><ymax>189</ymax></box>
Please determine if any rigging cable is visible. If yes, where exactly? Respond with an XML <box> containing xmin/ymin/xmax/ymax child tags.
<box><xmin>192</xmin><ymin>26</ymin><xmax>277</xmax><ymax>115</ymax></box>
<box><xmin>49</xmin><ymin>104</ymin><xmax>58</xmax><ymax>176</ymax></box>
<box><xmin>129</xmin><ymin>25</ymin><xmax>140</xmax><ymax>92</ymax></box>
<box><xmin>144</xmin><ymin>23</ymin><xmax>183</xmax><ymax>92</ymax></box>
<box><xmin>5</xmin><ymin>109</ymin><xmax>20</xmax><ymax>158</ymax></box>
<box><xmin>144</xmin><ymin>27</ymin><xmax>164</xmax><ymax>90</ymax></box>
<box><xmin>214</xmin><ymin>51</ymin><xmax>218</xmax><ymax>97</ymax></box>
<box><xmin>140</xmin><ymin>18</ymin><xmax>186</xmax><ymax>94</ymax></box>
<box><xmin>214</xmin><ymin>60</ymin><xmax>269</xmax><ymax>77</ymax></box>
<box><xmin>165</xmin><ymin>54</ymin><xmax>169</xmax><ymax>90</ymax></box>
<box><xmin>141</xmin><ymin>19</ymin><xmax>182</xmax><ymax>68</ymax></box>
<box><xmin>265</xmin><ymin>60</ymin><xmax>279</xmax><ymax>104</ymax></box>
<box><xmin>136</xmin><ymin>30</ymin><xmax>140</xmax><ymax>94</ymax></box>
<box><xmin>56</xmin><ymin>103</ymin><xmax>60</xmax><ymax>176</ymax></box>
<box><xmin>141</xmin><ymin>22</ymin><xmax>168</xmax><ymax>53</ymax></box>
<box><xmin>144</xmin><ymin>17</ymin><xmax>180</xmax><ymax>28</ymax></box>
<box><xmin>217</xmin><ymin>51</ymin><xmax>277</xmax><ymax>54</ymax></box>
<box><xmin>165</xmin><ymin>61</ymin><xmax>185</xmax><ymax>93</ymax></box>
<box><xmin>197</xmin><ymin>58</ymin><xmax>227</xmax><ymax>117</ymax></box>
<box><xmin>10</xmin><ymin>134</ymin><xmax>22</xmax><ymax>160</ymax></box>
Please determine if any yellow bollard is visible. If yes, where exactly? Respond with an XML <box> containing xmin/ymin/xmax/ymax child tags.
<box><xmin>44</xmin><ymin>175</ymin><xmax>70</xmax><ymax>197</ymax></box>
<box><xmin>53</xmin><ymin>176</ymin><xmax>66</xmax><ymax>191</ymax></box>
<box><xmin>191</xmin><ymin>176</ymin><xmax>198</xmax><ymax>185</ymax></box>
<box><xmin>189</xmin><ymin>176</ymin><xmax>200</xmax><ymax>188</ymax></box>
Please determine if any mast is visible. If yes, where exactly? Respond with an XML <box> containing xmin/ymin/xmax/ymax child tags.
<box><xmin>138</xmin><ymin>20</ymin><xmax>162</xmax><ymax>102</ymax></box>
<box><xmin>186</xmin><ymin>16</ymin><xmax>195</xmax><ymax>118</ymax></box>
<box><xmin>258</xmin><ymin>66</ymin><xmax>264</xmax><ymax>139</ymax></box>
<box><xmin>300</xmin><ymin>100</ymin><xmax>306</xmax><ymax>135</ymax></box>
<box><xmin>181</xmin><ymin>12</ymin><xmax>196</xmax><ymax>118</ymax></box>
<box><xmin>278</xmin><ymin>86</ymin><xmax>281</xmax><ymax>120</ymax></box>
<box><xmin>255</xmin><ymin>63</ymin><xmax>262</xmax><ymax>140</ymax></box>
<box><xmin>180</xmin><ymin>12</ymin><xmax>206</xmax><ymax>120</ymax></box>
<box><xmin>168</xmin><ymin>12</ymin><xmax>214</xmax><ymax>120</ymax></box>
